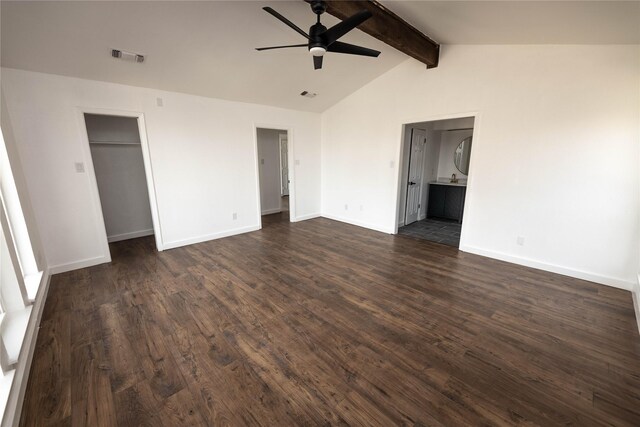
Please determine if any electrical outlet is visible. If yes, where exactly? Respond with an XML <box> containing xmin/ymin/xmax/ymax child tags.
<box><xmin>74</xmin><ymin>162</ymin><xmax>85</xmax><ymax>173</ymax></box>
<box><xmin>232</xmin><ymin>213</ymin><xmax>238</xmax><ymax>220</ymax></box>
<box><xmin>517</xmin><ymin>236</ymin><xmax>525</xmax><ymax>246</ymax></box>
<box><xmin>344</xmin><ymin>204</ymin><xmax>348</xmax><ymax>211</ymax></box>
<box><xmin>156</xmin><ymin>97</ymin><xmax>164</xmax><ymax>107</ymax></box>
<box><xmin>295</xmin><ymin>160</ymin><xmax>300</xmax><ymax>166</ymax></box>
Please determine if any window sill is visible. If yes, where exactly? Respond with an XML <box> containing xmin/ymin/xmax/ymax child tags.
<box><xmin>1</xmin><ymin>306</ymin><xmax>32</xmax><ymax>365</ymax></box>
<box><xmin>24</xmin><ymin>271</ymin><xmax>43</xmax><ymax>302</ymax></box>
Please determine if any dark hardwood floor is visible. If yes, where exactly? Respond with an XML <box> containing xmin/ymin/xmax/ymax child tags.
<box><xmin>20</xmin><ymin>213</ymin><xmax>640</xmax><ymax>426</ymax></box>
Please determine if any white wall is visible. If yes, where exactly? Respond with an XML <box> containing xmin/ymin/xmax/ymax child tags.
<box><xmin>0</xmin><ymin>94</ymin><xmax>45</xmax><ymax>271</ymax></box>
<box><xmin>322</xmin><ymin>44</ymin><xmax>640</xmax><ymax>289</ymax></box>
<box><xmin>1</xmin><ymin>68</ymin><xmax>321</xmax><ymax>272</ymax></box>
<box><xmin>437</xmin><ymin>129</ymin><xmax>473</xmax><ymax>181</ymax></box>
<box><xmin>257</xmin><ymin>128</ymin><xmax>286</xmax><ymax>215</ymax></box>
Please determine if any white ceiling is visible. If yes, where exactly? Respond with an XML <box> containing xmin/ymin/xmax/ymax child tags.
<box><xmin>2</xmin><ymin>1</ymin><xmax>638</xmax><ymax>113</ymax></box>
<box><xmin>381</xmin><ymin>1</ymin><xmax>640</xmax><ymax>45</ymax></box>
<box><xmin>0</xmin><ymin>1</ymin><xmax>407</xmax><ymax>112</ymax></box>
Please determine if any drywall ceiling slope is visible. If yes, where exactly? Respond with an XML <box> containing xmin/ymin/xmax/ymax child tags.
<box><xmin>380</xmin><ymin>1</ymin><xmax>640</xmax><ymax>44</ymax></box>
<box><xmin>0</xmin><ymin>1</ymin><xmax>407</xmax><ymax>113</ymax></box>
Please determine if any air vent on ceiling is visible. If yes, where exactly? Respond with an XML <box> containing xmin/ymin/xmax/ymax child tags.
<box><xmin>111</xmin><ymin>49</ymin><xmax>145</xmax><ymax>63</ymax></box>
<box><xmin>300</xmin><ymin>91</ymin><xmax>317</xmax><ymax>98</ymax></box>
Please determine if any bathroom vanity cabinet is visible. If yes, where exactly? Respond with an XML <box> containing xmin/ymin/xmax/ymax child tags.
<box><xmin>427</xmin><ymin>183</ymin><xmax>466</xmax><ymax>222</ymax></box>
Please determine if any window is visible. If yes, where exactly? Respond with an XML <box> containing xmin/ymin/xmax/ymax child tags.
<box><xmin>0</xmin><ymin>126</ymin><xmax>42</xmax><ymax>418</ymax></box>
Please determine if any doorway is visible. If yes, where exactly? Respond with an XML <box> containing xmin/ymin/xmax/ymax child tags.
<box><xmin>83</xmin><ymin>113</ymin><xmax>160</xmax><ymax>256</ymax></box>
<box><xmin>403</xmin><ymin>128</ymin><xmax>427</xmax><ymax>226</ymax></box>
<box><xmin>257</xmin><ymin>127</ymin><xmax>290</xmax><ymax>224</ymax></box>
<box><xmin>396</xmin><ymin>116</ymin><xmax>475</xmax><ymax>247</ymax></box>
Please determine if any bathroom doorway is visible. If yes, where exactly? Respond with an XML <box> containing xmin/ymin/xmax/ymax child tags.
<box><xmin>396</xmin><ymin>116</ymin><xmax>475</xmax><ymax>247</ymax></box>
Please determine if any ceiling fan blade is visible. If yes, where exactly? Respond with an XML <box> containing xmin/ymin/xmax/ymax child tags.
<box><xmin>313</xmin><ymin>56</ymin><xmax>323</xmax><ymax>70</ymax></box>
<box><xmin>263</xmin><ymin>7</ymin><xmax>309</xmax><ymax>40</ymax></box>
<box><xmin>323</xmin><ymin>10</ymin><xmax>372</xmax><ymax>45</ymax></box>
<box><xmin>327</xmin><ymin>41</ymin><xmax>380</xmax><ymax>57</ymax></box>
<box><xmin>256</xmin><ymin>44</ymin><xmax>308</xmax><ymax>51</ymax></box>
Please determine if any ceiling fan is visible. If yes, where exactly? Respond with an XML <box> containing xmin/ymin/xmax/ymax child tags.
<box><xmin>256</xmin><ymin>0</ymin><xmax>381</xmax><ymax>70</ymax></box>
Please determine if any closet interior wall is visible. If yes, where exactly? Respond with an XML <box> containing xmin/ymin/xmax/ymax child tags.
<box><xmin>85</xmin><ymin>114</ymin><xmax>154</xmax><ymax>243</ymax></box>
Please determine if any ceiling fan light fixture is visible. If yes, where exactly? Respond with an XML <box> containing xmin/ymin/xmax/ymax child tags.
<box><xmin>309</xmin><ymin>46</ymin><xmax>326</xmax><ymax>57</ymax></box>
<box><xmin>256</xmin><ymin>1</ymin><xmax>379</xmax><ymax>70</ymax></box>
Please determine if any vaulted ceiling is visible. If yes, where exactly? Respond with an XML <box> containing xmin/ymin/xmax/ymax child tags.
<box><xmin>2</xmin><ymin>1</ymin><xmax>637</xmax><ymax>113</ymax></box>
<box><xmin>0</xmin><ymin>1</ymin><xmax>407</xmax><ymax>112</ymax></box>
<box><xmin>382</xmin><ymin>0</ymin><xmax>640</xmax><ymax>45</ymax></box>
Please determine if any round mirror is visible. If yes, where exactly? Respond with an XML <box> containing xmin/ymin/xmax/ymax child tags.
<box><xmin>454</xmin><ymin>136</ymin><xmax>472</xmax><ymax>175</ymax></box>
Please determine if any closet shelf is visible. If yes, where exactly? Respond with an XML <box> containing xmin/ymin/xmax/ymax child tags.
<box><xmin>89</xmin><ymin>140</ymin><xmax>140</xmax><ymax>146</ymax></box>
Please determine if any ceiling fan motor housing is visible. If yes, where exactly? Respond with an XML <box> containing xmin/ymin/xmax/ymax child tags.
<box><xmin>309</xmin><ymin>23</ymin><xmax>328</xmax><ymax>55</ymax></box>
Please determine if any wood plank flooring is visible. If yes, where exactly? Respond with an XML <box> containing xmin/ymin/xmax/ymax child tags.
<box><xmin>20</xmin><ymin>213</ymin><xmax>640</xmax><ymax>426</ymax></box>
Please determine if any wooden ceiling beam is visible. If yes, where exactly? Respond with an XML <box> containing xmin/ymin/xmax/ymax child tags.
<box><xmin>322</xmin><ymin>0</ymin><xmax>440</xmax><ymax>68</ymax></box>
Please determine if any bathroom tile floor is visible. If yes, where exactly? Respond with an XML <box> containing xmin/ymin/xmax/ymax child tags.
<box><xmin>398</xmin><ymin>217</ymin><xmax>461</xmax><ymax>247</ymax></box>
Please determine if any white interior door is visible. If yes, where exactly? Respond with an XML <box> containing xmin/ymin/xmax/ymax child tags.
<box><xmin>279</xmin><ymin>134</ymin><xmax>289</xmax><ymax>196</ymax></box>
<box><xmin>404</xmin><ymin>129</ymin><xmax>426</xmax><ymax>225</ymax></box>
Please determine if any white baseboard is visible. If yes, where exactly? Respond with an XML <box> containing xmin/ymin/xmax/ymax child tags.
<box><xmin>291</xmin><ymin>212</ymin><xmax>321</xmax><ymax>222</ymax></box>
<box><xmin>261</xmin><ymin>208</ymin><xmax>282</xmax><ymax>215</ymax></box>
<box><xmin>3</xmin><ymin>270</ymin><xmax>51</xmax><ymax>427</ymax></box>
<box><xmin>460</xmin><ymin>244</ymin><xmax>635</xmax><ymax>291</ymax></box>
<box><xmin>48</xmin><ymin>255</ymin><xmax>110</xmax><ymax>275</ymax></box>
<box><xmin>107</xmin><ymin>228</ymin><xmax>154</xmax><ymax>243</ymax></box>
<box><xmin>163</xmin><ymin>224</ymin><xmax>261</xmax><ymax>250</ymax></box>
<box><xmin>321</xmin><ymin>213</ymin><xmax>395</xmax><ymax>234</ymax></box>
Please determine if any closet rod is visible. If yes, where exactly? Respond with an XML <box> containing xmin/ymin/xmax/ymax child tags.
<box><xmin>89</xmin><ymin>141</ymin><xmax>141</xmax><ymax>146</ymax></box>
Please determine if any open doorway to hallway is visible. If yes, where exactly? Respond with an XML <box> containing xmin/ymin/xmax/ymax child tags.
<box><xmin>397</xmin><ymin>116</ymin><xmax>475</xmax><ymax>247</ymax></box>
<box><xmin>257</xmin><ymin>128</ymin><xmax>290</xmax><ymax>224</ymax></box>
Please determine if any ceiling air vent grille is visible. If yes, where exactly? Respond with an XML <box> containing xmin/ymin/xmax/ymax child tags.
<box><xmin>111</xmin><ymin>49</ymin><xmax>144</xmax><ymax>63</ymax></box>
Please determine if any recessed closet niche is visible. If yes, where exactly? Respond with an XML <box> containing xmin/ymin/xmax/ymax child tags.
<box><xmin>85</xmin><ymin>114</ymin><xmax>154</xmax><ymax>243</ymax></box>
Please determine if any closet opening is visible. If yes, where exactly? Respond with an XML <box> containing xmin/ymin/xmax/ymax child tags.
<box><xmin>256</xmin><ymin>127</ymin><xmax>290</xmax><ymax>227</ymax></box>
<box><xmin>84</xmin><ymin>113</ymin><xmax>159</xmax><ymax>256</ymax></box>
